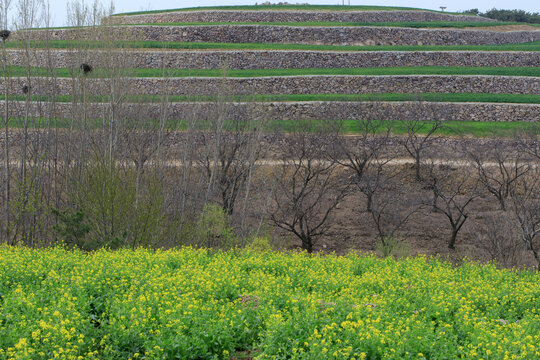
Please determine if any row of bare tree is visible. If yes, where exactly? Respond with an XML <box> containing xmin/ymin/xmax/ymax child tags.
<box><xmin>0</xmin><ymin>0</ymin><xmax>538</xmax><ymax>270</ymax></box>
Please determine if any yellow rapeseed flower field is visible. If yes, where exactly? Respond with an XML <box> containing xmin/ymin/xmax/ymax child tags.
<box><xmin>0</xmin><ymin>246</ymin><xmax>538</xmax><ymax>359</ymax></box>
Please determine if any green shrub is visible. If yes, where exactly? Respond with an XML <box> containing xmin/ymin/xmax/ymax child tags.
<box><xmin>51</xmin><ymin>208</ymin><xmax>91</xmax><ymax>248</ymax></box>
<box><xmin>376</xmin><ymin>236</ymin><xmax>410</xmax><ymax>258</ymax></box>
<box><xmin>245</xmin><ymin>236</ymin><xmax>273</xmax><ymax>252</ymax></box>
<box><xmin>195</xmin><ymin>204</ymin><xmax>238</xmax><ymax>249</ymax></box>
<box><xmin>68</xmin><ymin>159</ymin><xmax>165</xmax><ymax>250</ymax></box>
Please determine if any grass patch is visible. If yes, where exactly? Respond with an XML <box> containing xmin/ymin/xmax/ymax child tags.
<box><xmin>127</xmin><ymin>21</ymin><xmax>539</xmax><ymax>28</ymax></box>
<box><xmin>6</xmin><ymin>40</ymin><xmax>540</xmax><ymax>52</ymax></box>
<box><xmin>3</xmin><ymin>66</ymin><xmax>540</xmax><ymax>78</ymax></box>
<box><xmin>3</xmin><ymin>93</ymin><xmax>539</xmax><ymax>104</ymax></box>
<box><xmin>112</xmin><ymin>5</ymin><xmax>447</xmax><ymax>16</ymax></box>
<box><xmin>2</xmin><ymin>116</ymin><xmax>537</xmax><ymax>138</ymax></box>
<box><xmin>340</xmin><ymin>119</ymin><xmax>540</xmax><ymax>137</ymax></box>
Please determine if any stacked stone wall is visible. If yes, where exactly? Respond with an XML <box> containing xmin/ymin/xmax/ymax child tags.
<box><xmin>12</xmin><ymin>25</ymin><xmax>540</xmax><ymax>46</ymax></box>
<box><xmin>109</xmin><ymin>10</ymin><xmax>496</xmax><ymax>25</ymax></box>
<box><xmin>4</xmin><ymin>75</ymin><xmax>539</xmax><ymax>96</ymax></box>
<box><xmin>1</xmin><ymin>101</ymin><xmax>537</xmax><ymax>122</ymax></box>
<box><xmin>5</xmin><ymin>49</ymin><xmax>539</xmax><ymax>69</ymax></box>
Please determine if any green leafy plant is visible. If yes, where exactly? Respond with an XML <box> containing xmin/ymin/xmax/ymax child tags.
<box><xmin>245</xmin><ymin>236</ymin><xmax>272</xmax><ymax>252</ymax></box>
<box><xmin>51</xmin><ymin>208</ymin><xmax>91</xmax><ymax>248</ymax></box>
<box><xmin>195</xmin><ymin>203</ymin><xmax>238</xmax><ymax>249</ymax></box>
<box><xmin>376</xmin><ymin>235</ymin><xmax>410</xmax><ymax>258</ymax></box>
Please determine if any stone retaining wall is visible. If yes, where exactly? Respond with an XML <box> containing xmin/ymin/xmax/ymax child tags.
<box><xmin>2</xmin><ymin>101</ymin><xmax>538</xmax><ymax>122</ymax></box>
<box><xmin>12</xmin><ymin>25</ymin><xmax>540</xmax><ymax>46</ymax></box>
<box><xmin>6</xmin><ymin>49</ymin><xmax>539</xmax><ymax>69</ymax></box>
<box><xmin>109</xmin><ymin>10</ymin><xmax>496</xmax><ymax>25</ymax></box>
<box><xmin>4</xmin><ymin>75</ymin><xmax>539</xmax><ymax>96</ymax></box>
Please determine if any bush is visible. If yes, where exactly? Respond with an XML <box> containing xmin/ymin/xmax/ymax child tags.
<box><xmin>376</xmin><ymin>236</ymin><xmax>410</xmax><ymax>258</ymax></box>
<box><xmin>51</xmin><ymin>208</ymin><xmax>91</xmax><ymax>248</ymax></box>
<box><xmin>195</xmin><ymin>204</ymin><xmax>238</xmax><ymax>249</ymax></box>
<box><xmin>460</xmin><ymin>8</ymin><xmax>540</xmax><ymax>23</ymax></box>
<box><xmin>67</xmin><ymin>159</ymin><xmax>166</xmax><ymax>250</ymax></box>
<box><xmin>246</xmin><ymin>236</ymin><xmax>273</xmax><ymax>252</ymax></box>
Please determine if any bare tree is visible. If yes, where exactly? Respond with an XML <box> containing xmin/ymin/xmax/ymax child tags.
<box><xmin>477</xmin><ymin>211</ymin><xmax>523</xmax><ymax>268</ymax></box>
<box><xmin>403</xmin><ymin>116</ymin><xmax>445</xmax><ymax>181</ymax></box>
<box><xmin>329</xmin><ymin>119</ymin><xmax>394</xmax><ymax>212</ymax></box>
<box><xmin>516</xmin><ymin>124</ymin><xmax>540</xmax><ymax>162</ymax></box>
<box><xmin>469</xmin><ymin>140</ymin><xmax>530</xmax><ymax>211</ymax></box>
<box><xmin>509</xmin><ymin>167</ymin><xmax>540</xmax><ymax>270</ymax></box>
<box><xmin>423</xmin><ymin>153</ymin><xmax>478</xmax><ymax>249</ymax></box>
<box><xmin>8</xmin><ymin>0</ymin><xmax>48</xmax><ymax>245</ymax></box>
<box><xmin>0</xmin><ymin>0</ymin><xmax>12</xmax><ymax>242</ymax></box>
<box><xmin>196</xmin><ymin>86</ymin><xmax>267</xmax><ymax>216</ymax></box>
<box><xmin>269</xmin><ymin>128</ymin><xmax>349</xmax><ymax>253</ymax></box>
<box><xmin>368</xmin><ymin>173</ymin><xmax>423</xmax><ymax>256</ymax></box>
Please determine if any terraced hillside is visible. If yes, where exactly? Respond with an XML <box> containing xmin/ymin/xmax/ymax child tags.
<box><xmin>2</xmin><ymin>4</ymin><xmax>540</xmax><ymax>126</ymax></box>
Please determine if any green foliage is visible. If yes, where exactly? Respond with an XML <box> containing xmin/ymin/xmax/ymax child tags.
<box><xmin>2</xmin><ymin>247</ymin><xmax>538</xmax><ymax>358</ymax></box>
<box><xmin>245</xmin><ymin>236</ymin><xmax>273</xmax><ymax>252</ymax></box>
<box><xmin>51</xmin><ymin>208</ymin><xmax>91</xmax><ymax>248</ymax></box>
<box><xmin>5</xmin><ymin>65</ymin><xmax>540</xmax><ymax>78</ymax></box>
<box><xmin>194</xmin><ymin>204</ymin><xmax>238</xmax><ymax>249</ymax></box>
<box><xmin>3</xmin><ymin>92</ymin><xmax>540</xmax><ymax>104</ymax></box>
<box><xmin>462</xmin><ymin>9</ymin><xmax>480</xmax><ymax>16</ymax></box>
<box><xmin>375</xmin><ymin>236</ymin><xmax>411</xmax><ymax>258</ymax></box>
<box><xmin>114</xmin><ymin>5</ymin><xmax>434</xmax><ymax>16</ymax></box>
<box><xmin>8</xmin><ymin>169</ymin><xmax>48</xmax><ymax>246</ymax></box>
<box><xmin>483</xmin><ymin>8</ymin><xmax>540</xmax><ymax>24</ymax></box>
<box><xmin>69</xmin><ymin>159</ymin><xmax>165</xmax><ymax>250</ymax></box>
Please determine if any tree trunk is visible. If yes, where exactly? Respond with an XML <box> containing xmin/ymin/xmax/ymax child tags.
<box><xmin>448</xmin><ymin>229</ymin><xmax>458</xmax><ymax>250</ymax></box>
<box><xmin>415</xmin><ymin>155</ymin><xmax>421</xmax><ymax>181</ymax></box>
<box><xmin>302</xmin><ymin>237</ymin><xmax>313</xmax><ymax>253</ymax></box>
<box><xmin>366</xmin><ymin>193</ymin><xmax>373</xmax><ymax>213</ymax></box>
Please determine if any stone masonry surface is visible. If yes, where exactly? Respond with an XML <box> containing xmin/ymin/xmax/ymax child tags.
<box><xmin>109</xmin><ymin>10</ymin><xmax>496</xmax><ymax>25</ymax></box>
<box><xmin>12</xmin><ymin>26</ymin><xmax>540</xmax><ymax>46</ymax></box>
<box><xmin>5</xmin><ymin>50</ymin><xmax>540</xmax><ymax>69</ymax></box>
<box><xmin>3</xmin><ymin>76</ymin><xmax>539</xmax><ymax>96</ymax></box>
<box><xmin>1</xmin><ymin>101</ymin><xmax>538</xmax><ymax>122</ymax></box>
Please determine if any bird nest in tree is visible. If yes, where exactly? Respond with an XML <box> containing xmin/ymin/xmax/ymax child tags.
<box><xmin>80</xmin><ymin>63</ymin><xmax>93</xmax><ymax>74</ymax></box>
<box><xmin>0</xmin><ymin>30</ymin><xmax>11</xmax><ymax>41</ymax></box>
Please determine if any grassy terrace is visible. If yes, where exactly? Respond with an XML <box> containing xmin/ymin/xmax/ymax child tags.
<box><xmin>3</xmin><ymin>66</ymin><xmax>540</xmax><ymax>78</ymax></box>
<box><xmin>124</xmin><ymin>21</ymin><xmax>539</xmax><ymax>28</ymax></box>
<box><xmin>113</xmin><ymin>5</ymin><xmax>452</xmax><ymax>16</ymax></box>
<box><xmin>4</xmin><ymin>93</ymin><xmax>540</xmax><ymax>104</ymax></box>
<box><xmin>7</xmin><ymin>40</ymin><xmax>540</xmax><ymax>52</ymax></box>
<box><xmin>302</xmin><ymin>119</ymin><xmax>540</xmax><ymax>138</ymax></box>
<box><xmin>2</xmin><ymin>117</ymin><xmax>538</xmax><ymax>138</ymax></box>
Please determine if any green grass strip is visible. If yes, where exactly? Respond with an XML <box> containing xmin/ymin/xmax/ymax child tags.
<box><xmin>272</xmin><ymin>119</ymin><xmax>539</xmax><ymax>137</ymax></box>
<box><xmin>3</xmin><ymin>93</ymin><xmax>539</xmax><ymax>104</ymax></box>
<box><xmin>2</xmin><ymin>116</ymin><xmax>536</xmax><ymax>138</ymax></box>
<box><xmin>342</xmin><ymin>119</ymin><xmax>539</xmax><ymax>137</ymax></box>
<box><xmin>113</xmin><ymin>5</ymin><xmax>450</xmax><ymax>16</ymax></box>
<box><xmin>2</xmin><ymin>66</ymin><xmax>540</xmax><ymax>78</ymax></box>
<box><xmin>128</xmin><ymin>21</ymin><xmax>539</xmax><ymax>28</ymax></box>
<box><xmin>6</xmin><ymin>40</ymin><xmax>540</xmax><ymax>52</ymax></box>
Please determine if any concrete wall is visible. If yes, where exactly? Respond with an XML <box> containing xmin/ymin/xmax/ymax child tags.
<box><xmin>2</xmin><ymin>100</ymin><xmax>538</xmax><ymax>122</ymax></box>
<box><xmin>12</xmin><ymin>25</ymin><xmax>540</xmax><ymax>46</ymax></box>
<box><xmin>4</xmin><ymin>75</ymin><xmax>539</xmax><ymax>96</ymax></box>
<box><xmin>109</xmin><ymin>10</ymin><xmax>496</xmax><ymax>25</ymax></box>
<box><xmin>6</xmin><ymin>49</ymin><xmax>539</xmax><ymax>69</ymax></box>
